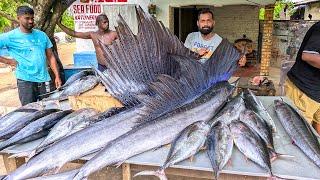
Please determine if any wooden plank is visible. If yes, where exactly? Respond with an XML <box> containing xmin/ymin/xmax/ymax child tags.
<box><xmin>1</xmin><ymin>154</ymin><xmax>25</xmax><ymax>173</ymax></box>
<box><xmin>122</xmin><ymin>163</ymin><xmax>131</xmax><ymax>180</ymax></box>
<box><xmin>130</xmin><ymin>164</ymin><xmax>265</xmax><ymax>180</ymax></box>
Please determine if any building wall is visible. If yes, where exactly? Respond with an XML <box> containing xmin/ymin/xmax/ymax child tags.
<box><xmin>213</xmin><ymin>5</ymin><xmax>259</xmax><ymax>49</ymax></box>
<box><xmin>154</xmin><ymin>2</ymin><xmax>260</xmax><ymax>49</ymax></box>
<box><xmin>271</xmin><ymin>21</ymin><xmax>316</xmax><ymax>68</ymax></box>
<box><xmin>153</xmin><ymin>0</ymin><xmax>274</xmax><ymax>27</ymax></box>
<box><xmin>304</xmin><ymin>2</ymin><xmax>320</xmax><ymax>20</ymax></box>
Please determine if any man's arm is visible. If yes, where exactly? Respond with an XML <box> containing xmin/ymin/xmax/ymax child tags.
<box><xmin>0</xmin><ymin>33</ymin><xmax>17</xmax><ymax>67</ymax></box>
<box><xmin>46</xmin><ymin>48</ymin><xmax>62</xmax><ymax>88</ymax></box>
<box><xmin>57</xmin><ymin>20</ymin><xmax>91</xmax><ymax>39</ymax></box>
<box><xmin>302</xmin><ymin>52</ymin><xmax>320</xmax><ymax>69</ymax></box>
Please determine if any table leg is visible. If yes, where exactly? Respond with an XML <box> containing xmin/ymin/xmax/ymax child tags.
<box><xmin>122</xmin><ymin>163</ymin><xmax>131</xmax><ymax>180</ymax></box>
<box><xmin>2</xmin><ymin>154</ymin><xmax>25</xmax><ymax>174</ymax></box>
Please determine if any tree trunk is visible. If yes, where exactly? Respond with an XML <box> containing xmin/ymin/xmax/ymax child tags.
<box><xmin>31</xmin><ymin>0</ymin><xmax>77</xmax><ymax>88</ymax></box>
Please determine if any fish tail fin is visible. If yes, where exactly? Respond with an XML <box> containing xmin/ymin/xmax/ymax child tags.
<box><xmin>134</xmin><ymin>169</ymin><xmax>167</xmax><ymax>180</ymax></box>
<box><xmin>268</xmin><ymin>174</ymin><xmax>286</xmax><ymax>180</ymax></box>
<box><xmin>213</xmin><ymin>169</ymin><xmax>220</xmax><ymax>180</ymax></box>
<box><xmin>270</xmin><ymin>149</ymin><xmax>294</xmax><ymax>162</ymax></box>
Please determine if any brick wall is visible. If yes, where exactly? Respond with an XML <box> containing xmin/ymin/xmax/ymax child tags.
<box><xmin>260</xmin><ymin>5</ymin><xmax>274</xmax><ymax>76</ymax></box>
<box><xmin>214</xmin><ymin>5</ymin><xmax>260</xmax><ymax>50</ymax></box>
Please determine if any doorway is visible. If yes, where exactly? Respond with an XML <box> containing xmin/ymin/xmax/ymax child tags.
<box><xmin>172</xmin><ymin>6</ymin><xmax>214</xmax><ymax>43</ymax></box>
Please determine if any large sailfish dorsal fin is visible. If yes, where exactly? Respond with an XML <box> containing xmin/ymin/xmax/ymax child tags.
<box><xmin>97</xmin><ymin>6</ymin><xmax>196</xmax><ymax>106</ymax></box>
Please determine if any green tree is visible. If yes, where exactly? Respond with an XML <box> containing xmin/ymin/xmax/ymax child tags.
<box><xmin>0</xmin><ymin>0</ymin><xmax>26</xmax><ymax>32</ymax></box>
<box><xmin>259</xmin><ymin>0</ymin><xmax>295</xmax><ymax>20</ymax></box>
<box><xmin>0</xmin><ymin>0</ymin><xmax>77</xmax><ymax>83</ymax></box>
<box><xmin>56</xmin><ymin>11</ymin><xmax>75</xmax><ymax>32</ymax></box>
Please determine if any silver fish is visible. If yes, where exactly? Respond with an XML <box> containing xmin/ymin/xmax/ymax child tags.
<box><xmin>0</xmin><ymin>110</ymin><xmax>72</xmax><ymax>151</ymax></box>
<box><xmin>243</xmin><ymin>88</ymin><xmax>276</xmax><ymax>132</ymax></box>
<box><xmin>4</xmin><ymin>105</ymin><xmax>141</xmax><ymax>179</ymax></box>
<box><xmin>71</xmin><ymin>82</ymin><xmax>234</xmax><ymax>180</ymax></box>
<box><xmin>0</xmin><ymin>109</ymin><xmax>38</xmax><ymax>137</ymax></box>
<box><xmin>207</xmin><ymin>122</ymin><xmax>233</xmax><ymax>179</ymax></box>
<box><xmin>134</xmin><ymin>121</ymin><xmax>210</xmax><ymax>180</ymax></box>
<box><xmin>274</xmin><ymin>100</ymin><xmax>320</xmax><ymax>168</ymax></box>
<box><xmin>230</xmin><ymin>121</ymin><xmax>273</xmax><ymax>176</ymax></box>
<box><xmin>31</xmin><ymin>108</ymin><xmax>99</xmax><ymax>156</ymax></box>
<box><xmin>208</xmin><ymin>93</ymin><xmax>246</xmax><ymax>127</ymax></box>
<box><xmin>0</xmin><ymin>109</ymin><xmax>58</xmax><ymax>140</ymax></box>
<box><xmin>45</xmin><ymin>75</ymin><xmax>99</xmax><ymax>101</ymax></box>
<box><xmin>239</xmin><ymin>109</ymin><xmax>274</xmax><ymax>149</ymax></box>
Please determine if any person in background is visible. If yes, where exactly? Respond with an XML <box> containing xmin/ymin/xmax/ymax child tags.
<box><xmin>0</xmin><ymin>6</ymin><xmax>62</xmax><ymax>106</ymax></box>
<box><xmin>57</xmin><ymin>14</ymin><xmax>118</xmax><ymax>71</ymax></box>
<box><xmin>184</xmin><ymin>8</ymin><xmax>246</xmax><ymax>66</ymax></box>
<box><xmin>286</xmin><ymin>21</ymin><xmax>320</xmax><ymax>134</ymax></box>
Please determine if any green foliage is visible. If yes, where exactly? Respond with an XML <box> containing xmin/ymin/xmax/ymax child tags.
<box><xmin>0</xmin><ymin>0</ymin><xmax>28</xmax><ymax>32</ymax></box>
<box><xmin>259</xmin><ymin>8</ymin><xmax>265</xmax><ymax>20</ymax></box>
<box><xmin>55</xmin><ymin>11</ymin><xmax>74</xmax><ymax>32</ymax></box>
<box><xmin>259</xmin><ymin>0</ymin><xmax>295</xmax><ymax>20</ymax></box>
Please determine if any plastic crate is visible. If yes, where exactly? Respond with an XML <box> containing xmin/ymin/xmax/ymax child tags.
<box><xmin>73</xmin><ymin>51</ymin><xmax>98</xmax><ymax>68</ymax></box>
<box><xmin>63</xmin><ymin>65</ymin><xmax>92</xmax><ymax>81</ymax></box>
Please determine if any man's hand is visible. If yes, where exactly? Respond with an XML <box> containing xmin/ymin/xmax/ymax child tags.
<box><xmin>238</xmin><ymin>55</ymin><xmax>246</xmax><ymax>67</ymax></box>
<box><xmin>54</xmin><ymin>76</ymin><xmax>62</xmax><ymax>89</ymax></box>
<box><xmin>197</xmin><ymin>48</ymin><xmax>210</xmax><ymax>57</ymax></box>
<box><xmin>3</xmin><ymin>58</ymin><xmax>18</xmax><ymax>70</ymax></box>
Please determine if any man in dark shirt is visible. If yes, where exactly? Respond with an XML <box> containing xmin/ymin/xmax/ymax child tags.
<box><xmin>286</xmin><ymin>21</ymin><xmax>320</xmax><ymax>134</ymax></box>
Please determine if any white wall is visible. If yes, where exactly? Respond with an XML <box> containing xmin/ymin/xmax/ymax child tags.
<box><xmin>153</xmin><ymin>0</ymin><xmax>274</xmax><ymax>28</ymax></box>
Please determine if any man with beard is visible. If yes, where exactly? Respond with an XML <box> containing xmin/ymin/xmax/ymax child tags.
<box><xmin>0</xmin><ymin>6</ymin><xmax>62</xmax><ymax>105</ymax></box>
<box><xmin>57</xmin><ymin>14</ymin><xmax>118</xmax><ymax>71</ymax></box>
<box><xmin>185</xmin><ymin>9</ymin><xmax>246</xmax><ymax>66</ymax></box>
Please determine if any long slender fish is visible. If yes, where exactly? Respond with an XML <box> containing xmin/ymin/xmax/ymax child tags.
<box><xmin>208</xmin><ymin>93</ymin><xmax>246</xmax><ymax>127</ymax></box>
<box><xmin>40</xmin><ymin>69</ymin><xmax>95</xmax><ymax>98</ymax></box>
<box><xmin>230</xmin><ymin>121</ymin><xmax>273</xmax><ymax>176</ymax></box>
<box><xmin>71</xmin><ymin>82</ymin><xmax>234</xmax><ymax>180</ymax></box>
<box><xmin>3</xmin><ymin>104</ymin><xmax>141</xmax><ymax>179</ymax></box>
<box><xmin>207</xmin><ymin>122</ymin><xmax>233</xmax><ymax>179</ymax></box>
<box><xmin>274</xmin><ymin>100</ymin><xmax>320</xmax><ymax>168</ymax></box>
<box><xmin>243</xmin><ymin>88</ymin><xmax>276</xmax><ymax>132</ymax></box>
<box><xmin>239</xmin><ymin>110</ymin><xmax>274</xmax><ymax>149</ymax></box>
<box><xmin>0</xmin><ymin>110</ymin><xmax>72</xmax><ymax>151</ymax></box>
<box><xmin>31</xmin><ymin>108</ymin><xmax>99</xmax><ymax>156</ymax></box>
<box><xmin>0</xmin><ymin>109</ymin><xmax>58</xmax><ymax>140</ymax></box>
<box><xmin>0</xmin><ymin>109</ymin><xmax>38</xmax><ymax>137</ymax></box>
<box><xmin>135</xmin><ymin>121</ymin><xmax>210</xmax><ymax>180</ymax></box>
<box><xmin>45</xmin><ymin>75</ymin><xmax>99</xmax><ymax>101</ymax></box>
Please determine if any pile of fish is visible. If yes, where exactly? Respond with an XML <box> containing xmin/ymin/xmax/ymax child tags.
<box><xmin>42</xmin><ymin>69</ymin><xmax>100</xmax><ymax>101</ymax></box>
<box><xmin>0</xmin><ymin>6</ymin><xmax>319</xmax><ymax>180</ymax></box>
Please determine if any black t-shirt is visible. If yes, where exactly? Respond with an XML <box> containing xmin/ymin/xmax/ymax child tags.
<box><xmin>287</xmin><ymin>21</ymin><xmax>320</xmax><ymax>103</ymax></box>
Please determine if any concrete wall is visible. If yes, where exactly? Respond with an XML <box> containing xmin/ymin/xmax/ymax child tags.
<box><xmin>154</xmin><ymin>2</ymin><xmax>260</xmax><ymax>49</ymax></box>
<box><xmin>304</xmin><ymin>2</ymin><xmax>320</xmax><ymax>20</ymax></box>
<box><xmin>271</xmin><ymin>21</ymin><xmax>316</xmax><ymax>68</ymax></box>
<box><xmin>153</xmin><ymin>0</ymin><xmax>274</xmax><ymax>27</ymax></box>
<box><xmin>213</xmin><ymin>5</ymin><xmax>259</xmax><ymax>48</ymax></box>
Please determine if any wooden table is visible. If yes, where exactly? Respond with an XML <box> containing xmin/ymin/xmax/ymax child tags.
<box><xmin>1</xmin><ymin>97</ymin><xmax>320</xmax><ymax>180</ymax></box>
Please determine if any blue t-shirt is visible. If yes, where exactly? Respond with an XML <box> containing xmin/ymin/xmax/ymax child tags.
<box><xmin>0</xmin><ymin>28</ymin><xmax>53</xmax><ymax>82</ymax></box>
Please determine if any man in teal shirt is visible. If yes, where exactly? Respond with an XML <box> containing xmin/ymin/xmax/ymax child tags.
<box><xmin>0</xmin><ymin>6</ymin><xmax>61</xmax><ymax>105</ymax></box>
